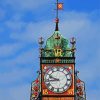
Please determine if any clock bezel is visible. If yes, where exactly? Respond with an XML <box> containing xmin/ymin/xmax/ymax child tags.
<box><xmin>44</xmin><ymin>66</ymin><xmax>72</xmax><ymax>93</ymax></box>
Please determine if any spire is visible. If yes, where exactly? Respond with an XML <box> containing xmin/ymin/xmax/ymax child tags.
<box><xmin>55</xmin><ymin>18</ymin><xmax>59</xmax><ymax>31</ymax></box>
<box><xmin>55</xmin><ymin>0</ymin><xmax>63</xmax><ymax>31</ymax></box>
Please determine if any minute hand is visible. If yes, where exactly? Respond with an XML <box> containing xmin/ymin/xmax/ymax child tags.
<box><xmin>49</xmin><ymin>79</ymin><xmax>59</xmax><ymax>81</ymax></box>
<box><xmin>49</xmin><ymin>76</ymin><xmax>59</xmax><ymax>81</ymax></box>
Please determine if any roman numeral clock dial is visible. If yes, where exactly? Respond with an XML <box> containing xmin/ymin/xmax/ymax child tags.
<box><xmin>44</xmin><ymin>67</ymin><xmax>72</xmax><ymax>93</ymax></box>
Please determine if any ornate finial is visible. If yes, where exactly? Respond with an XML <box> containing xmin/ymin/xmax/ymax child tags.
<box><xmin>38</xmin><ymin>37</ymin><xmax>44</xmax><ymax>48</ymax></box>
<box><xmin>55</xmin><ymin>0</ymin><xmax>63</xmax><ymax>31</ymax></box>
<box><xmin>70</xmin><ymin>37</ymin><xmax>76</xmax><ymax>57</ymax></box>
<box><xmin>38</xmin><ymin>37</ymin><xmax>44</xmax><ymax>57</ymax></box>
<box><xmin>75</xmin><ymin>70</ymin><xmax>79</xmax><ymax>76</ymax></box>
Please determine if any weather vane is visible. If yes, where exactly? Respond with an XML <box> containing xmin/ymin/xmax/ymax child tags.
<box><xmin>55</xmin><ymin>0</ymin><xmax>63</xmax><ymax>31</ymax></box>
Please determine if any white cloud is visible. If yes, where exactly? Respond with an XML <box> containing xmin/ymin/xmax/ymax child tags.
<box><xmin>0</xmin><ymin>68</ymin><xmax>30</xmax><ymax>84</ymax></box>
<box><xmin>0</xmin><ymin>84</ymin><xmax>30</xmax><ymax>100</ymax></box>
<box><xmin>0</xmin><ymin>47</ymin><xmax>39</xmax><ymax>85</ymax></box>
<box><xmin>7</xmin><ymin>11</ymin><xmax>100</xmax><ymax>45</ymax></box>
<box><xmin>0</xmin><ymin>43</ymin><xmax>23</xmax><ymax>58</ymax></box>
<box><xmin>0</xmin><ymin>8</ymin><xmax>5</xmax><ymax>21</ymax></box>
<box><xmin>5</xmin><ymin>21</ymin><xmax>27</xmax><ymax>32</ymax></box>
<box><xmin>2</xmin><ymin>0</ymin><xmax>52</xmax><ymax>11</ymax></box>
<box><xmin>7</xmin><ymin>20</ymin><xmax>54</xmax><ymax>43</ymax></box>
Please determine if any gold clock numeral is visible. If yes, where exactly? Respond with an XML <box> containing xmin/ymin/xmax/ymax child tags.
<box><xmin>43</xmin><ymin>89</ymin><xmax>48</xmax><ymax>95</ymax></box>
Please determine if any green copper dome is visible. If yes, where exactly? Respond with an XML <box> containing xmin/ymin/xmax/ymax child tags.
<box><xmin>42</xmin><ymin>31</ymin><xmax>72</xmax><ymax>57</ymax></box>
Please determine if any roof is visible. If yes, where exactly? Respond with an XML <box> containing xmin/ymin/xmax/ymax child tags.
<box><xmin>43</xmin><ymin>31</ymin><xmax>72</xmax><ymax>57</ymax></box>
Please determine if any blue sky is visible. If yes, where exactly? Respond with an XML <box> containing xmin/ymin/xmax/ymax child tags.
<box><xmin>0</xmin><ymin>0</ymin><xmax>100</xmax><ymax>100</ymax></box>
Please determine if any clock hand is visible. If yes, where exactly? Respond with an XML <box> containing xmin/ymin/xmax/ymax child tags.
<box><xmin>49</xmin><ymin>76</ymin><xmax>59</xmax><ymax>81</ymax></box>
<box><xmin>49</xmin><ymin>75</ymin><xmax>59</xmax><ymax>80</ymax></box>
<box><xmin>45</xmin><ymin>79</ymin><xmax>59</xmax><ymax>82</ymax></box>
<box><xmin>49</xmin><ymin>79</ymin><xmax>59</xmax><ymax>81</ymax></box>
<box><xmin>49</xmin><ymin>75</ymin><xmax>55</xmax><ymax>78</ymax></box>
<box><xmin>45</xmin><ymin>75</ymin><xmax>60</xmax><ymax>82</ymax></box>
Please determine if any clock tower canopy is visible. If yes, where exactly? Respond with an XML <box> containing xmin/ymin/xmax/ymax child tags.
<box><xmin>41</xmin><ymin>30</ymin><xmax>76</xmax><ymax>58</ymax></box>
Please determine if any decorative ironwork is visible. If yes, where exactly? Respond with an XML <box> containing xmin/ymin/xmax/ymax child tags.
<box><xmin>41</xmin><ymin>57</ymin><xmax>75</xmax><ymax>64</ymax></box>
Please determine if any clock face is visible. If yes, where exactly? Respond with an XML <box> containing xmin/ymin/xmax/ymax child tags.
<box><xmin>44</xmin><ymin>67</ymin><xmax>72</xmax><ymax>93</ymax></box>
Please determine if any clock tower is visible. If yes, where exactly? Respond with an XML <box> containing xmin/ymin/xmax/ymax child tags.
<box><xmin>39</xmin><ymin>23</ymin><xmax>76</xmax><ymax>100</ymax></box>
<box><xmin>30</xmin><ymin>0</ymin><xmax>86</xmax><ymax>100</ymax></box>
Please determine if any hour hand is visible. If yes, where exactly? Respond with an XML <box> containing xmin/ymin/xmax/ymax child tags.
<box><xmin>45</xmin><ymin>78</ymin><xmax>59</xmax><ymax>82</ymax></box>
<box><xmin>49</xmin><ymin>76</ymin><xmax>59</xmax><ymax>81</ymax></box>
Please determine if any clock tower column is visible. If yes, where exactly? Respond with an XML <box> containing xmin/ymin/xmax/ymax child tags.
<box><xmin>39</xmin><ymin>30</ymin><xmax>76</xmax><ymax>100</ymax></box>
